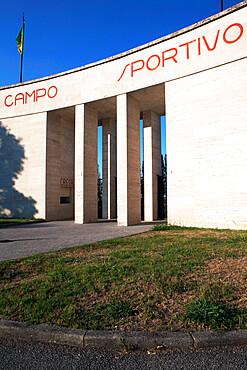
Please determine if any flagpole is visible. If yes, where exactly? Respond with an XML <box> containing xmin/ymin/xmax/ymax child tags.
<box><xmin>221</xmin><ymin>0</ymin><xmax>223</xmax><ymax>12</ymax></box>
<box><xmin>20</xmin><ymin>13</ymin><xmax>25</xmax><ymax>83</ymax></box>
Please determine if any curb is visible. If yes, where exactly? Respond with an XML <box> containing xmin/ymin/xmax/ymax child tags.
<box><xmin>0</xmin><ymin>320</ymin><xmax>247</xmax><ymax>351</ymax></box>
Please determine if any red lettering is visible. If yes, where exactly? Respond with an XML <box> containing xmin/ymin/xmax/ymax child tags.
<box><xmin>4</xmin><ymin>85</ymin><xmax>57</xmax><ymax>107</ymax></box>
<box><xmin>223</xmin><ymin>23</ymin><xmax>243</xmax><ymax>44</ymax></box>
<box><xmin>47</xmin><ymin>86</ymin><xmax>57</xmax><ymax>98</ymax></box>
<box><xmin>162</xmin><ymin>48</ymin><xmax>178</xmax><ymax>66</ymax></box>
<box><xmin>15</xmin><ymin>93</ymin><xmax>24</xmax><ymax>106</ymax></box>
<box><xmin>4</xmin><ymin>95</ymin><xmax>13</xmax><ymax>107</ymax></box>
<box><xmin>146</xmin><ymin>54</ymin><xmax>160</xmax><ymax>71</ymax></box>
<box><xmin>117</xmin><ymin>63</ymin><xmax>130</xmax><ymax>82</ymax></box>
<box><xmin>25</xmin><ymin>90</ymin><xmax>35</xmax><ymax>104</ymax></box>
<box><xmin>179</xmin><ymin>39</ymin><xmax>196</xmax><ymax>59</ymax></box>
<box><xmin>202</xmin><ymin>30</ymin><xmax>220</xmax><ymax>51</ymax></box>
<box><xmin>35</xmin><ymin>88</ymin><xmax>46</xmax><ymax>101</ymax></box>
<box><xmin>131</xmin><ymin>60</ymin><xmax>145</xmax><ymax>77</ymax></box>
<box><xmin>198</xmin><ymin>38</ymin><xmax>201</xmax><ymax>55</ymax></box>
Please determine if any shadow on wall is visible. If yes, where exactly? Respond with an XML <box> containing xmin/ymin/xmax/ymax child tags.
<box><xmin>0</xmin><ymin>121</ymin><xmax>38</xmax><ymax>218</ymax></box>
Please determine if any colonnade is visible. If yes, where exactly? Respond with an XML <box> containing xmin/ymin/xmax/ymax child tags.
<box><xmin>74</xmin><ymin>93</ymin><xmax>162</xmax><ymax>226</ymax></box>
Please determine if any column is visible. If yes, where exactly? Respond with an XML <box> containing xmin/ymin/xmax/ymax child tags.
<box><xmin>117</xmin><ymin>94</ymin><xmax>141</xmax><ymax>226</ymax></box>
<box><xmin>74</xmin><ymin>104</ymin><xmax>98</xmax><ymax>223</ymax></box>
<box><xmin>102</xmin><ymin>118</ymin><xmax>117</xmax><ymax>219</ymax></box>
<box><xmin>143</xmin><ymin>110</ymin><xmax>161</xmax><ymax>221</ymax></box>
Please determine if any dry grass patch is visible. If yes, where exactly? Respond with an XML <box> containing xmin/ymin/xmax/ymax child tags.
<box><xmin>0</xmin><ymin>225</ymin><xmax>246</xmax><ymax>332</ymax></box>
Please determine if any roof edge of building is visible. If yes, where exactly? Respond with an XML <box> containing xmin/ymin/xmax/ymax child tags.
<box><xmin>1</xmin><ymin>1</ymin><xmax>246</xmax><ymax>91</ymax></box>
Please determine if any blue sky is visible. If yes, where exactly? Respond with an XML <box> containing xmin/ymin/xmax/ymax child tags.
<box><xmin>0</xmin><ymin>0</ymin><xmax>241</xmax><ymax>173</ymax></box>
<box><xmin>0</xmin><ymin>0</ymin><xmax>241</xmax><ymax>86</ymax></box>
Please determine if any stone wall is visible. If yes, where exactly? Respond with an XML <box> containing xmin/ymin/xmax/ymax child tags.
<box><xmin>0</xmin><ymin>113</ymin><xmax>47</xmax><ymax>219</ymax></box>
<box><xmin>166</xmin><ymin>58</ymin><xmax>247</xmax><ymax>229</ymax></box>
<box><xmin>46</xmin><ymin>108</ymin><xmax>75</xmax><ymax>220</ymax></box>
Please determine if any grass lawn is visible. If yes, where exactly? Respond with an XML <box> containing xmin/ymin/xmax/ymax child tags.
<box><xmin>0</xmin><ymin>218</ymin><xmax>41</xmax><ymax>225</ymax></box>
<box><xmin>0</xmin><ymin>225</ymin><xmax>246</xmax><ymax>332</ymax></box>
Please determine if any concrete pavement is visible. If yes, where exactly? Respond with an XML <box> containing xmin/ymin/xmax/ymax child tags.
<box><xmin>0</xmin><ymin>220</ymin><xmax>156</xmax><ymax>262</ymax></box>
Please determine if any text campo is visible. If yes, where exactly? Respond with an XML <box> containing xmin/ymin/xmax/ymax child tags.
<box><xmin>4</xmin><ymin>85</ymin><xmax>58</xmax><ymax>107</ymax></box>
<box><xmin>117</xmin><ymin>23</ymin><xmax>244</xmax><ymax>81</ymax></box>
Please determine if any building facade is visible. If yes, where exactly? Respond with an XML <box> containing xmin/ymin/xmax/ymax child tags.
<box><xmin>1</xmin><ymin>2</ymin><xmax>247</xmax><ymax>228</ymax></box>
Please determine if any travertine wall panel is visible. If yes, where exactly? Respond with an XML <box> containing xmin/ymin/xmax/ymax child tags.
<box><xmin>46</xmin><ymin>109</ymin><xmax>75</xmax><ymax>220</ymax></box>
<box><xmin>0</xmin><ymin>113</ymin><xmax>47</xmax><ymax>218</ymax></box>
<box><xmin>75</xmin><ymin>104</ymin><xmax>98</xmax><ymax>223</ymax></box>
<box><xmin>117</xmin><ymin>94</ymin><xmax>141</xmax><ymax>226</ymax></box>
<box><xmin>166</xmin><ymin>58</ymin><xmax>247</xmax><ymax>229</ymax></box>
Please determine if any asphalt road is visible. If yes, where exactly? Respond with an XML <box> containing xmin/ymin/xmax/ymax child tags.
<box><xmin>0</xmin><ymin>339</ymin><xmax>247</xmax><ymax>370</ymax></box>
<box><xmin>0</xmin><ymin>220</ymin><xmax>156</xmax><ymax>262</ymax></box>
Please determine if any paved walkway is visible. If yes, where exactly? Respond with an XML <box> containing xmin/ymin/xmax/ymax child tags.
<box><xmin>0</xmin><ymin>220</ymin><xmax>157</xmax><ymax>262</ymax></box>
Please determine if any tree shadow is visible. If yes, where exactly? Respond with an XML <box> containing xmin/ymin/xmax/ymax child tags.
<box><xmin>0</xmin><ymin>121</ymin><xmax>38</xmax><ymax>218</ymax></box>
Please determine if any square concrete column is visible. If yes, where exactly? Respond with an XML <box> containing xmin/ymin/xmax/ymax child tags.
<box><xmin>102</xmin><ymin>118</ymin><xmax>117</xmax><ymax>219</ymax></box>
<box><xmin>117</xmin><ymin>94</ymin><xmax>141</xmax><ymax>226</ymax></box>
<box><xmin>143</xmin><ymin>110</ymin><xmax>161</xmax><ymax>221</ymax></box>
<box><xmin>74</xmin><ymin>104</ymin><xmax>98</xmax><ymax>223</ymax></box>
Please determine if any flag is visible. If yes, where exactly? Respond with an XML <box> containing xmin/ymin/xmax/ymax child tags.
<box><xmin>16</xmin><ymin>26</ymin><xmax>24</xmax><ymax>55</ymax></box>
